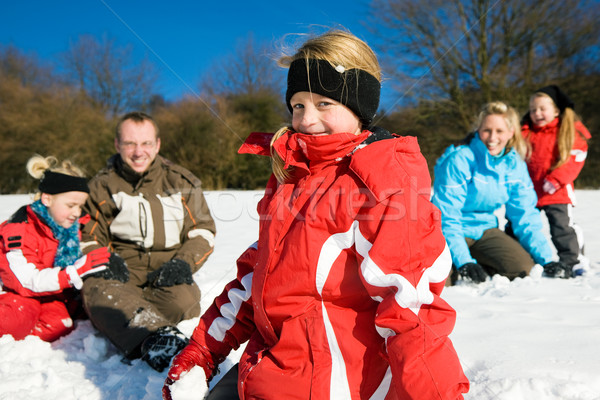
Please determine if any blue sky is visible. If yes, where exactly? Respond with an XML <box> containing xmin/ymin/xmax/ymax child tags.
<box><xmin>1</xmin><ymin>1</ymin><xmax>380</xmax><ymax>102</ymax></box>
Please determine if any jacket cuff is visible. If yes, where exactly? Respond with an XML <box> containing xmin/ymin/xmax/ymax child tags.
<box><xmin>63</xmin><ymin>265</ymin><xmax>83</xmax><ymax>290</ymax></box>
<box><xmin>545</xmin><ymin>176</ymin><xmax>561</xmax><ymax>189</ymax></box>
<box><xmin>58</xmin><ymin>268</ymin><xmax>73</xmax><ymax>290</ymax></box>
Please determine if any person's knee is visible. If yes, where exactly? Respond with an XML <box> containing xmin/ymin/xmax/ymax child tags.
<box><xmin>0</xmin><ymin>295</ymin><xmax>41</xmax><ymax>340</ymax></box>
<box><xmin>159</xmin><ymin>284</ymin><xmax>201</xmax><ymax>321</ymax></box>
<box><xmin>170</xmin><ymin>289</ymin><xmax>201</xmax><ymax>320</ymax></box>
<box><xmin>495</xmin><ymin>258</ymin><xmax>533</xmax><ymax>279</ymax></box>
<box><xmin>33</xmin><ymin>317</ymin><xmax>74</xmax><ymax>342</ymax></box>
<box><xmin>82</xmin><ymin>277</ymin><xmax>129</xmax><ymax>304</ymax></box>
<box><xmin>33</xmin><ymin>301</ymin><xmax>74</xmax><ymax>342</ymax></box>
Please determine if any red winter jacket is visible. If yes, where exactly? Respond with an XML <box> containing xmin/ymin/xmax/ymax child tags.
<box><xmin>0</xmin><ymin>205</ymin><xmax>78</xmax><ymax>297</ymax></box>
<box><xmin>522</xmin><ymin>118</ymin><xmax>591</xmax><ymax>207</ymax></box>
<box><xmin>189</xmin><ymin>130</ymin><xmax>469</xmax><ymax>399</ymax></box>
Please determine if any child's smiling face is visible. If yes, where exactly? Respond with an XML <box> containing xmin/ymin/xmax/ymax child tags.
<box><xmin>529</xmin><ymin>95</ymin><xmax>559</xmax><ymax>127</ymax></box>
<box><xmin>290</xmin><ymin>92</ymin><xmax>362</xmax><ymax>136</ymax></box>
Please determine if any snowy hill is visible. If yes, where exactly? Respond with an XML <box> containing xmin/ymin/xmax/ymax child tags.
<box><xmin>1</xmin><ymin>190</ymin><xmax>599</xmax><ymax>400</ymax></box>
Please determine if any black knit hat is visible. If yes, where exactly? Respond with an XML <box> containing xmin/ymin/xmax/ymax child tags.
<box><xmin>536</xmin><ymin>85</ymin><xmax>575</xmax><ymax>113</ymax></box>
<box><xmin>38</xmin><ymin>170</ymin><xmax>89</xmax><ymax>194</ymax></box>
<box><xmin>285</xmin><ymin>58</ymin><xmax>381</xmax><ymax>126</ymax></box>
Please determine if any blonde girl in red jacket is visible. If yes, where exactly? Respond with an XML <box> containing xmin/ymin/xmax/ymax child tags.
<box><xmin>522</xmin><ymin>85</ymin><xmax>592</xmax><ymax>277</ymax></box>
<box><xmin>0</xmin><ymin>155</ymin><xmax>110</xmax><ymax>341</ymax></box>
<box><xmin>162</xmin><ymin>29</ymin><xmax>469</xmax><ymax>400</ymax></box>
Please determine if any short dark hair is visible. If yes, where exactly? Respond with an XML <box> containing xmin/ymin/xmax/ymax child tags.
<box><xmin>115</xmin><ymin>111</ymin><xmax>160</xmax><ymax>140</ymax></box>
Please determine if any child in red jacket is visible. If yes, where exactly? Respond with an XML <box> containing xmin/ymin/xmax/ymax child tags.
<box><xmin>162</xmin><ymin>29</ymin><xmax>469</xmax><ymax>400</ymax></box>
<box><xmin>522</xmin><ymin>85</ymin><xmax>592</xmax><ymax>277</ymax></box>
<box><xmin>0</xmin><ymin>155</ymin><xmax>111</xmax><ymax>341</ymax></box>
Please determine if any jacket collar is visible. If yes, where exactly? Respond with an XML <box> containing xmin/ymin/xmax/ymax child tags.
<box><xmin>111</xmin><ymin>154</ymin><xmax>162</xmax><ymax>186</ymax></box>
<box><xmin>26</xmin><ymin>205</ymin><xmax>56</xmax><ymax>241</ymax></box>
<box><xmin>524</xmin><ymin>117</ymin><xmax>559</xmax><ymax>133</ymax></box>
<box><xmin>470</xmin><ymin>132</ymin><xmax>517</xmax><ymax>171</ymax></box>
<box><xmin>272</xmin><ymin>130</ymin><xmax>370</xmax><ymax>175</ymax></box>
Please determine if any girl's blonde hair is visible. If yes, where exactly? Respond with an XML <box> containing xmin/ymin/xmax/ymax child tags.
<box><xmin>475</xmin><ymin>101</ymin><xmax>530</xmax><ymax>160</ymax></box>
<box><xmin>271</xmin><ymin>29</ymin><xmax>382</xmax><ymax>182</ymax></box>
<box><xmin>27</xmin><ymin>155</ymin><xmax>86</xmax><ymax>200</ymax></box>
<box><xmin>530</xmin><ymin>92</ymin><xmax>578</xmax><ymax>169</ymax></box>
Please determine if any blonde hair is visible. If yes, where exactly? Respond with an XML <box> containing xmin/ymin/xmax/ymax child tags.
<box><xmin>271</xmin><ymin>29</ymin><xmax>382</xmax><ymax>183</ymax></box>
<box><xmin>27</xmin><ymin>155</ymin><xmax>86</xmax><ymax>200</ymax></box>
<box><xmin>530</xmin><ymin>92</ymin><xmax>577</xmax><ymax>169</ymax></box>
<box><xmin>475</xmin><ymin>101</ymin><xmax>530</xmax><ymax>160</ymax></box>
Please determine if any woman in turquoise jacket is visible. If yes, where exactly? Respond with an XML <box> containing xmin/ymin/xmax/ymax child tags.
<box><xmin>432</xmin><ymin>101</ymin><xmax>566</xmax><ymax>284</ymax></box>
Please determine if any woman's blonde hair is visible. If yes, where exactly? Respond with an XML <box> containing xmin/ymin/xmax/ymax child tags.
<box><xmin>27</xmin><ymin>155</ymin><xmax>86</xmax><ymax>200</ymax></box>
<box><xmin>530</xmin><ymin>92</ymin><xmax>578</xmax><ymax>169</ymax></box>
<box><xmin>271</xmin><ymin>29</ymin><xmax>382</xmax><ymax>182</ymax></box>
<box><xmin>475</xmin><ymin>101</ymin><xmax>530</xmax><ymax>160</ymax></box>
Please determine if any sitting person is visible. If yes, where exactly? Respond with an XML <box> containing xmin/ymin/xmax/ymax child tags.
<box><xmin>431</xmin><ymin>101</ymin><xmax>567</xmax><ymax>284</ymax></box>
<box><xmin>0</xmin><ymin>155</ymin><xmax>110</xmax><ymax>342</ymax></box>
<box><xmin>80</xmin><ymin>111</ymin><xmax>216</xmax><ymax>371</ymax></box>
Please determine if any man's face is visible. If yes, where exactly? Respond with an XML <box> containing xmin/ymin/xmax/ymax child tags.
<box><xmin>115</xmin><ymin>119</ymin><xmax>161</xmax><ymax>174</ymax></box>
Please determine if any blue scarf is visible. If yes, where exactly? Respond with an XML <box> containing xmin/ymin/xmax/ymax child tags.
<box><xmin>30</xmin><ymin>200</ymin><xmax>82</xmax><ymax>269</ymax></box>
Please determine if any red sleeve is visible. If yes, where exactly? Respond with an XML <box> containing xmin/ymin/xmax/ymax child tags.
<box><xmin>546</xmin><ymin>121</ymin><xmax>591</xmax><ymax>187</ymax></box>
<box><xmin>0</xmin><ymin>223</ymin><xmax>71</xmax><ymax>297</ymax></box>
<box><xmin>189</xmin><ymin>244</ymin><xmax>258</xmax><ymax>362</ymax></box>
<box><xmin>353</xmin><ymin>142</ymin><xmax>469</xmax><ymax>399</ymax></box>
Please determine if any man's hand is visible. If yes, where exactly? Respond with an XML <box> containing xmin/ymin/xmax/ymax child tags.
<box><xmin>148</xmin><ymin>259</ymin><xmax>193</xmax><ymax>288</ymax></box>
<box><xmin>96</xmin><ymin>253</ymin><xmax>130</xmax><ymax>283</ymax></box>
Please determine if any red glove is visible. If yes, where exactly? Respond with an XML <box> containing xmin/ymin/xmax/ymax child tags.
<box><xmin>64</xmin><ymin>247</ymin><xmax>110</xmax><ymax>289</ymax></box>
<box><xmin>162</xmin><ymin>340</ymin><xmax>215</xmax><ymax>400</ymax></box>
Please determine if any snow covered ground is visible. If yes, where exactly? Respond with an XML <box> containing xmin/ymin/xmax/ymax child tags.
<box><xmin>1</xmin><ymin>190</ymin><xmax>599</xmax><ymax>400</ymax></box>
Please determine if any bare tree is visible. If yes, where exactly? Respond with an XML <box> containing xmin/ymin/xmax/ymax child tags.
<box><xmin>0</xmin><ymin>45</ymin><xmax>54</xmax><ymax>89</ymax></box>
<box><xmin>0</xmin><ymin>46</ymin><xmax>114</xmax><ymax>193</ymax></box>
<box><xmin>368</xmin><ymin>0</ymin><xmax>600</xmax><ymax>128</ymax></box>
<box><xmin>61</xmin><ymin>34</ymin><xmax>158</xmax><ymax>116</ymax></box>
<box><xmin>200</xmin><ymin>34</ymin><xmax>284</xmax><ymax>97</ymax></box>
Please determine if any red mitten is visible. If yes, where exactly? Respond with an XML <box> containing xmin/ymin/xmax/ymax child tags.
<box><xmin>64</xmin><ymin>247</ymin><xmax>110</xmax><ymax>289</ymax></box>
<box><xmin>162</xmin><ymin>340</ymin><xmax>215</xmax><ymax>400</ymax></box>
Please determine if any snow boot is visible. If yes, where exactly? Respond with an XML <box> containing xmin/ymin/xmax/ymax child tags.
<box><xmin>141</xmin><ymin>326</ymin><xmax>188</xmax><ymax>372</ymax></box>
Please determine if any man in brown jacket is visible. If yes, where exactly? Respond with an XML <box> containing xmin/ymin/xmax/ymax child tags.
<box><xmin>80</xmin><ymin>111</ymin><xmax>216</xmax><ymax>372</ymax></box>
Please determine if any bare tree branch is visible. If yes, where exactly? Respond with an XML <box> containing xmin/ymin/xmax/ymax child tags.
<box><xmin>61</xmin><ymin>34</ymin><xmax>158</xmax><ymax>116</ymax></box>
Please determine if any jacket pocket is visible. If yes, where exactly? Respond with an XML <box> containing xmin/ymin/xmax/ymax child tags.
<box><xmin>239</xmin><ymin>312</ymin><xmax>317</xmax><ymax>399</ymax></box>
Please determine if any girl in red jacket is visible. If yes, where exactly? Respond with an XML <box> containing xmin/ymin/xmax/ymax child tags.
<box><xmin>522</xmin><ymin>85</ymin><xmax>592</xmax><ymax>277</ymax></box>
<box><xmin>0</xmin><ymin>155</ymin><xmax>110</xmax><ymax>341</ymax></box>
<box><xmin>163</xmin><ymin>29</ymin><xmax>469</xmax><ymax>400</ymax></box>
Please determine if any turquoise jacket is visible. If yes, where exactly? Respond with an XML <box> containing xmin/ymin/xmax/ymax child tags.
<box><xmin>431</xmin><ymin>133</ymin><xmax>553</xmax><ymax>268</ymax></box>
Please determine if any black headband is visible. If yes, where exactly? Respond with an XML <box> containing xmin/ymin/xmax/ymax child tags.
<box><xmin>286</xmin><ymin>58</ymin><xmax>381</xmax><ymax>126</ymax></box>
<box><xmin>537</xmin><ymin>85</ymin><xmax>574</xmax><ymax>113</ymax></box>
<box><xmin>38</xmin><ymin>171</ymin><xmax>89</xmax><ymax>194</ymax></box>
